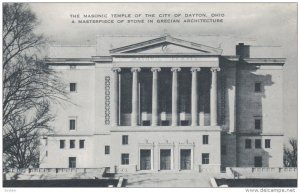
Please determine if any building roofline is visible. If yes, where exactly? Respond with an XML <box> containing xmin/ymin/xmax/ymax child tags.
<box><xmin>48</xmin><ymin>45</ymin><xmax>96</xmax><ymax>47</ymax></box>
<box><xmin>109</xmin><ymin>35</ymin><xmax>223</xmax><ymax>55</ymax></box>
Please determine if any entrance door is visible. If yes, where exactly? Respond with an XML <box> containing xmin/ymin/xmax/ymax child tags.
<box><xmin>180</xmin><ymin>149</ymin><xmax>191</xmax><ymax>170</ymax></box>
<box><xmin>160</xmin><ymin>149</ymin><xmax>171</xmax><ymax>170</ymax></box>
<box><xmin>254</xmin><ymin>156</ymin><xmax>262</xmax><ymax>167</ymax></box>
<box><xmin>140</xmin><ymin>149</ymin><xmax>151</xmax><ymax>170</ymax></box>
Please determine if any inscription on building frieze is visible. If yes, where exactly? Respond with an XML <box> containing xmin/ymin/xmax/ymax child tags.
<box><xmin>113</xmin><ymin>57</ymin><xmax>218</xmax><ymax>62</ymax></box>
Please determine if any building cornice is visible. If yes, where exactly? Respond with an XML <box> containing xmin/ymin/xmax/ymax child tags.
<box><xmin>110</xmin><ymin>53</ymin><xmax>220</xmax><ymax>56</ymax></box>
<box><xmin>44</xmin><ymin>134</ymin><xmax>95</xmax><ymax>137</ymax></box>
<box><xmin>92</xmin><ymin>56</ymin><xmax>113</xmax><ymax>62</ymax></box>
<box><xmin>236</xmin><ymin>132</ymin><xmax>284</xmax><ymax>136</ymax></box>
<box><xmin>243</xmin><ymin>58</ymin><xmax>286</xmax><ymax>65</ymax></box>
<box><xmin>44</xmin><ymin>58</ymin><xmax>94</xmax><ymax>65</ymax></box>
<box><xmin>222</xmin><ymin>55</ymin><xmax>240</xmax><ymax>62</ymax></box>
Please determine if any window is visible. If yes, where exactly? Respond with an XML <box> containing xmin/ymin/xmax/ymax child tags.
<box><xmin>45</xmin><ymin>138</ymin><xmax>48</xmax><ymax>146</ymax></box>
<box><xmin>69</xmin><ymin>157</ymin><xmax>76</xmax><ymax>168</ymax></box>
<box><xmin>60</xmin><ymin>140</ymin><xmax>65</xmax><ymax>149</ymax></box>
<box><xmin>79</xmin><ymin>140</ymin><xmax>85</xmax><ymax>149</ymax></box>
<box><xmin>254</xmin><ymin>156</ymin><xmax>262</xmax><ymax>167</ymax></box>
<box><xmin>255</xmin><ymin>82</ymin><xmax>261</xmax><ymax>92</ymax></box>
<box><xmin>180</xmin><ymin>120</ymin><xmax>189</xmax><ymax>126</ymax></box>
<box><xmin>265</xmin><ymin>139</ymin><xmax>271</xmax><ymax>148</ymax></box>
<box><xmin>121</xmin><ymin>154</ymin><xmax>129</xmax><ymax>165</ymax></box>
<box><xmin>70</xmin><ymin>140</ymin><xmax>75</xmax><ymax>149</ymax></box>
<box><xmin>245</xmin><ymin>139</ymin><xmax>252</xmax><ymax>149</ymax></box>
<box><xmin>221</xmin><ymin>145</ymin><xmax>227</xmax><ymax>155</ymax></box>
<box><xmin>69</xmin><ymin>119</ymin><xmax>76</xmax><ymax>130</ymax></box>
<box><xmin>122</xmin><ymin>135</ymin><xmax>128</xmax><ymax>145</ymax></box>
<box><xmin>70</xmin><ymin>65</ymin><xmax>76</xmax><ymax>69</ymax></box>
<box><xmin>142</xmin><ymin>120</ymin><xmax>150</xmax><ymax>126</ymax></box>
<box><xmin>70</xmin><ymin>83</ymin><xmax>77</xmax><ymax>92</ymax></box>
<box><xmin>46</xmin><ymin>151</ymin><xmax>48</xmax><ymax>157</ymax></box>
<box><xmin>203</xmin><ymin>135</ymin><xmax>209</xmax><ymax>145</ymax></box>
<box><xmin>161</xmin><ymin>120</ymin><xmax>169</xmax><ymax>126</ymax></box>
<box><xmin>255</xmin><ymin>139</ymin><xmax>262</xmax><ymax>149</ymax></box>
<box><xmin>202</xmin><ymin>153</ymin><xmax>209</xmax><ymax>164</ymax></box>
<box><xmin>105</xmin><ymin>146</ymin><xmax>110</xmax><ymax>155</ymax></box>
<box><xmin>255</xmin><ymin>119</ymin><xmax>262</xmax><ymax>130</ymax></box>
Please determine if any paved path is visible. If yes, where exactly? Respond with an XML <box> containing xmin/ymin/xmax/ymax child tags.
<box><xmin>117</xmin><ymin>172</ymin><xmax>215</xmax><ymax>187</ymax></box>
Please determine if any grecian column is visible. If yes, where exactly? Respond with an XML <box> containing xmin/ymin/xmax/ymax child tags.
<box><xmin>151</xmin><ymin>68</ymin><xmax>161</xmax><ymax>126</ymax></box>
<box><xmin>210</xmin><ymin>67</ymin><xmax>220</xmax><ymax>126</ymax></box>
<box><xmin>191</xmin><ymin>67</ymin><xmax>201</xmax><ymax>126</ymax></box>
<box><xmin>131</xmin><ymin>67</ymin><xmax>141</xmax><ymax>126</ymax></box>
<box><xmin>112</xmin><ymin>67</ymin><xmax>121</xmax><ymax>126</ymax></box>
<box><xmin>171</xmin><ymin>67</ymin><xmax>181</xmax><ymax>126</ymax></box>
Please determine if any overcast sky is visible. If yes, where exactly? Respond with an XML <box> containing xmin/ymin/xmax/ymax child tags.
<box><xmin>29</xmin><ymin>3</ymin><xmax>297</xmax><ymax>140</ymax></box>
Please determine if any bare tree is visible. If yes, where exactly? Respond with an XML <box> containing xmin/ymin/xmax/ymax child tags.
<box><xmin>3</xmin><ymin>102</ymin><xmax>52</xmax><ymax>169</ymax></box>
<box><xmin>3</xmin><ymin>3</ymin><xmax>68</xmax><ymax>169</ymax></box>
<box><xmin>283</xmin><ymin>138</ymin><xmax>297</xmax><ymax>167</ymax></box>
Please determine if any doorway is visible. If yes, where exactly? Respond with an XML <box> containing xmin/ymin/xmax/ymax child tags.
<box><xmin>180</xmin><ymin>149</ymin><xmax>191</xmax><ymax>170</ymax></box>
<box><xmin>160</xmin><ymin>149</ymin><xmax>171</xmax><ymax>170</ymax></box>
<box><xmin>140</xmin><ymin>149</ymin><xmax>151</xmax><ymax>170</ymax></box>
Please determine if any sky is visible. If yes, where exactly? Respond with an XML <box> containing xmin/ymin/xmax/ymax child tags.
<box><xmin>29</xmin><ymin>3</ymin><xmax>297</xmax><ymax>141</ymax></box>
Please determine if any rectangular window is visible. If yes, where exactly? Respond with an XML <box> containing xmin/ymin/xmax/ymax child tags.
<box><xmin>69</xmin><ymin>119</ymin><xmax>76</xmax><ymax>130</ymax></box>
<box><xmin>265</xmin><ymin>139</ymin><xmax>271</xmax><ymax>148</ymax></box>
<box><xmin>121</xmin><ymin>153</ymin><xmax>129</xmax><ymax>165</ymax></box>
<box><xmin>70</xmin><ymin>83</ymin><xmax>77</xmax><ymax>92</ymax></box>
<box><xmin>69</xmin><ymin>157</ymin><xmax>76</xmax><ymax>168</ymax></box>
<box><xmin>245</xmin><ymin>139</ymin><xmax>252</xmax><ymax>149</ymax></box>
<box><xmin>122</xmin><ymin>135</ymin><xmax>128</xmax><ymax>145</ymax></box>
<box><xmin>105</xmin><ymin>146</ymin><xmax>110</xmax><ymax>155</ymax></box>
<box><xmin>255</xmin><ymin>119</ymin><xmax>262</xmax><ymax>130</ymax></box>
<box><xmin>202</xmin><ymin>153</ymin><xmax>209</xmax><ymax>164</ymax></box>
<box><xmin>161</xmin><ymin>120</ymin><xmax>169</xmax><ymax>126</ymax></box>
<box><xmin>255</xmin><ymin>82</ymin><xmax>261</xmax><ymax>92</ymax></box>
<box><xmin>254</xmin><ymin>156</ymin><xmax>262</xmax><ymax>167</ymax></box>
<box><xmin>70</xmin><ymin>65</ymin><xmax>76</xmax><ymax>69</ymax></box>
<box><xmin>221</xmin><ymin>145</ymin><xmax>227</xmax><ymax>155</ymax></box>
<box><xmin>142</xmin><ymin>120</ymin><xmax>151</xmax><ymax>126</ymax></box>
<box><xmin>46</xmin><ymin>151</ymin><xmax>48</xmax><ymax>157</ymax></box>
<box><xmin>70</xmin><ymin>140</ymin><xmax>75</xmax><ymax>149</ymax></box>
<box><xmin>255</xmin><ymin>139</ymin><xmax>262</xmax><ymax>149</ymax></box>
<box><xmin>203</xmin><ymin>135</ymin><xmax>209</xmax><ymax>145</ymax></box>
<box><xmin>161</xmin><ymin>120</ymin><xmax>170</xmax><ymax>126</ymax></box>
<box><xmin>79</xmin><ymin>140</ymin><xmax>85</xmax><ymax>149</ymax></box>
<box><xmin>180</xmin><ymin>120</ymin><xmax>189</xmax><ymax>126</ymax></box>
<box><xmin>60</xmin><ymin>140</ymin><xmax>65</xmax><ymax>149</ymax></box>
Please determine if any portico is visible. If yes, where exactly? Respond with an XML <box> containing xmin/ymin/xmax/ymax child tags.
<box><xmin>111</xmin><ymin>65</ymin><xmax>220</xmax><ymax>127</ymax></box>
<box><xmin>105</xmin><ymin>36</ymin><xmax>224</xmax><ymax>173</ymax></box>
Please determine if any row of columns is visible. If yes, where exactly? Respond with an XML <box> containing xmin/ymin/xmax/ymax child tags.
<box><xmin>112</xmin><ymin>67</ymin><xmax>220</xmax><ymax>127</ymax></box>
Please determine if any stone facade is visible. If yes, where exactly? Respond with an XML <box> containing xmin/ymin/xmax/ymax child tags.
<box><xmin>40</xmin><ymin>35</ymin><xmax>285</xmax><ymax>172</ymax></box>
